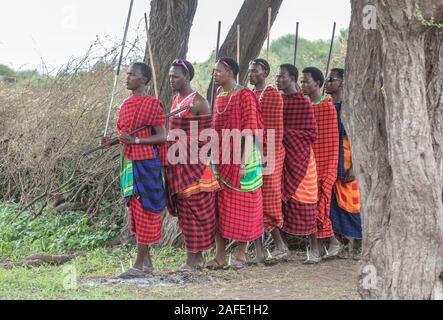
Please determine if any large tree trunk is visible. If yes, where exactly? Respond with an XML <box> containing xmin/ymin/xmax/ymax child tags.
<box><xmin>146</xmin><ymin>0</ymin><xmax>198</xmax><ymax>247</ymax></box>
<box><xmin>345</xmin><ymin>0</ymin><xmax>443</xmax><ymax>299</ymax></box>
<box><xmin>147</xmin><ymin>0</ymin><xmax>198</xmax><ymax>110</ymax></box>
<box><xmin>207</xmin><ymin>0</ymin><xmax>283</xmax><ymax>98</ymax></box>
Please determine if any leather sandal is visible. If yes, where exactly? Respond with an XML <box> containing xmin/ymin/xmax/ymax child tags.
<box><xmin>231</xmin><ymin>258</ymin><xmax>246</xmax><ymax>270</ymax></box>
<box><xmin>118</xmin><ymin>267</ymin><xmax>146</xmax><ymax>279</ymax></box>
<box><xmin>205</xmin><ymin>258</ymin><xmax>226</xmax><ymax>270</ymax></box>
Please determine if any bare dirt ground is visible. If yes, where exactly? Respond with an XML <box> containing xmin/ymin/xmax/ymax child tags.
<box><xmin>82</xmin><ymin>251</ymin><xmax>360</xmax><ymax>300</ymax></box>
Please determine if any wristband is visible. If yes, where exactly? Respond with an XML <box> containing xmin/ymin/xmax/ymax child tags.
<box><xmin>134</xmin><ymin>137</ymin><xmax>141</xmax><ymax>144</ymax></box>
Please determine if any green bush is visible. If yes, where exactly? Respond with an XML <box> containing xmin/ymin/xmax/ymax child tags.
<box><xmin>0</xmin><ymin>203</ymin><xmax>120</xmax><ymax>259</ymax></box>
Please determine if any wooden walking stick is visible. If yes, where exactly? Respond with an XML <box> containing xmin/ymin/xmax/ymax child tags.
<box><xmin>215</xmin><ymin>21</ymin><xmax>222</xmax><ymax>60</ymax></box>
<box><xmin>210</xmin><ymin>21</ymin><xmax>222</xmax><ymax>113</ymax></box>
<box><xmin>83</xmin><ymin>104</ymin><xmax>194</xmax><ymax>157</ymax></box>
<box><xmin>294</xmin><ymin>22</ymin><xmax>302</xmax><ymax>91</ymax></box>
<box><xmin>103</xmin><ymin>0</ymin><xmax>134</xmax><ymax>137</ymax></box>
<box><xmin>144</xmin><ymin>13</ymin><xmax>159</xmax><ymax>99</ymax></box>
<box><xmin>294</xmin><ymin>22</ymin><xmax>299</xmax><ymax>66</ymax></box>
<box><xmin>323</xmin><ymin>22</ymin><xmax>337</xmax><ymax>95</ymax></box>
<box><xmin>237</xmin><ymin>24</ymin><xmax>240</xmax><ymax>83</ymax></box>
<box><xmin>267</xmin><ymin>7</ymin><xmax>272</xmax><ymax>61</ymax></box>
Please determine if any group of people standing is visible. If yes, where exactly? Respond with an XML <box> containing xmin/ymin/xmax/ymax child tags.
<box><xmin>105</xmin><ymin>57</ymin><xmax>362</xmax><ymax>279</ymax></box>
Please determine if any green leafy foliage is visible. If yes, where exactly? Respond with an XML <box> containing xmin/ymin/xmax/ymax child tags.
<box><xmin>0</xmin><ymin>203</ymin><xmax>119</xmax><ymax>259</ymax></box>
<box><xmin>0</xmin><ymin>64</ymin><xmax>15</xmax><ymax>77</ymax></box>
<box><xmin>0</xmin><ymin>64</ymin><xmax>40</xmax><ymax>81</ymax></box>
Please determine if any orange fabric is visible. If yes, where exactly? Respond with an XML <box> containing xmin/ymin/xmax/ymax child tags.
<box><xmin>293</xmin><ymin>148</ymin><xmax>318</xmax><ymax>204</ymax></box>
<box><xmin>334</xmin><ymin>136</ymin><xmax>360</xmax><ymax>213</ymax></box>
<box><xmin>177</xmin><ymin>165</ymin><xmax>220</xmax><ymax>198</ymax></box>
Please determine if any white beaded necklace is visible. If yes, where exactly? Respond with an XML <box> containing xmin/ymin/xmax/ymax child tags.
<box><xmin>215</xmin><ymin>87</ymin><xmax>240</xmax><ymax>115</ymax></box>
<box><xmin>258</xmin><ymin>85</ymin><xmax>272</xmax><ymax>102</ymax></box>
<box><xmin>173</xmin><ymin>91</ymin><xmax>196</xmax><ymax>112</ymax></box>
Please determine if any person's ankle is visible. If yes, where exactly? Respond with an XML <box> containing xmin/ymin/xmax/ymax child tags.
<box><xmin>312</xmin><ymin>250</ymin><xmax>321</xmax><ymax>258</ymax></box>
<box><xmin>142</xmin><ymin>260</ymin><xmax>152</xmax><ymax>268</ymax></box>
<box><xmin>330</xmin><ymin>237</ymin><xmax>340</xmax><ymax>246</ymax></box>
<box><xmin>133</xmin><ymin>264</ymin><xmax>143</xmax><ymax>270</ymax></box>
<box><xmin>312</xmin><ymin>247</ymin><xmax>322</xmax><ymax>257</ymax></box>
<box><xmin>255</xmin><ymin>252</ymin><xmax>265</xmax><ymax>259</ymax></box>
<box><xmin>214</xmin><ymin>256</ymin><xmax>225</xmax><ymax>264</ymax></box>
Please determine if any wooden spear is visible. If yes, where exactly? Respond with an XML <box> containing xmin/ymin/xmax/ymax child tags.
<box><xmin>144</xmin><ymin>13</ymin><xmax>159</xmax><ymax>99</ymax></box>
<box><xmin>103</xmin><ymin>0</ymin><xmax>134</xmax><ymax>137</ymax></box>
<box><xmin>210</xmin><ymin>21</ymin><xmax>222</xmax><ymax>112</ymax></box>
<box><xmin>323</xmin><ymin>22</ymin><xmax>337</xmax><ymax>95</ymax></box>
<box><xmin>267</xmin><ymin>7</ymin><xmax>272</xmax><ymax>61</ymax></box>
<box><xmin>237</xmin><ymin>24</ymin><xmax>240</xmax><ymax>83</ymax></box>
<box><xmin>83</xmin><ymin>104</ymin><xmax>194</xmax><ymax>157</ymax></box>
<box><xmin>294</xmin><ymin>22</ymin><xmax>299</xmax><ymax>66</ymax></box>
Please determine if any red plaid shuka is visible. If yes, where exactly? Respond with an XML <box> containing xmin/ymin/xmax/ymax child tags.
<box><xmin>281</xmin><ymin>92</ymin><xmax>318</xmax><ymax>202</ymax></box>
<box><xmin>213</xmin><ymin>87</ymin><xmax>264</xmax><ymax>241</ymax></box>
<box><xmin>164</xmin><ymin>95</ymin><xmax>218</xmax><ymax>252</ymax></box>
<box><xmin>175</xmin><ymin>192</ymin><xmax>217</xmax><ymax>252</ymax></box>
<box><xmin>117</xmin><ymin>95</ymin><xmax>166</xmax><ymax>161</ymax></box>
<box><xmin>216</xmin><ymin>183</ymin><xmax>263</xmax><ymax>242</ymax></box>
<box><xmin>165</xmin><ymin>113</ymin><xmax>213</xmax><ymax>199</ymax></box>
<box><xmin>254</xmin><ymin>86</ymin><xmax>284</xmax><ymax>231</ymax></box>
<box><xmin>128</xmin><ymin>197</ymin><xmax>162</xmax><ymax>245</ymax></box>
<box><xmin>213</xmin><ymin>87</ymin><xmax>265</xmax><ymax>189</ymax></box>
<box><xmin>282</xmin><ymin>201</ymin><xmax>317</xmax><ymax>236</ymax></box>
<box><xmin>312</xmin><ymin>96</ymin><xmax>339</xmax><ymax>239</ymax></box>
<box><xmin>281</xmin><ymin>92</ymin><xmax>318</xmax><ymax>236</ymax></box>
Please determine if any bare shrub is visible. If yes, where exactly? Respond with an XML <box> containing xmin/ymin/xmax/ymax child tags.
<box><xmin>0</xmin><ymin>34</ymin><xmax>185</xmax><ymax>247</ymax></box>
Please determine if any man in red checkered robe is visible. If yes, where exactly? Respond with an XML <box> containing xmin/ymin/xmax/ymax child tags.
<box><xmin>207</xmin><ymin>57</ymin><xmax>265</xmax><ymax>270</ymax></box>
<box><xmin>326</xmin><ymin>68</ymin><xmax>362</xmax><ymax>259</ymax></box>
<box><xmin>102</xmin><ymin>62</ymin><xmax>167</xmax><ymax>278</ymax></box>
<box><xmin>165</xmin><ymin>59</ymin><xmax>219</xmax><ymax>272</ymax></box>
<box><xmin>276</xmin><ymin>64</ymin><xmax>321</xmax><ymax>264</ymax></box>
<box><xmin>302</xmin><ymin>67</ymin><xmax>341</xmax><ymax>262</ymax></box>
<box><xmin>248</xmin><ymin>58</ymin><xmax>285</xmax><ymax>263</ymax></box>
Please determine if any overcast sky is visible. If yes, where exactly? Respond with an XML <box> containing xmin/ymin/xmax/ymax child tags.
<box><xmin>0</xmin><ymin>0</ymin><xmax>351</xmax><ymax>71</ymax></box>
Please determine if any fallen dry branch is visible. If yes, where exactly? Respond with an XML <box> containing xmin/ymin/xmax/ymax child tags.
<box><xmin>0</xmin><ymin>253</ymin><xmax>86</xmax><ymax>269</ymax></box>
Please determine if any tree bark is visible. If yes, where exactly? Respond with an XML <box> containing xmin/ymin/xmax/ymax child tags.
<box><xmin>147</xmin><ymin>0</ymin><xmax>198</xmax><ymax>110</ymax></box>
<box><xmin>207</xmin><ymin>0</ymin><xmax>283</xmax><ymax>98</ymax></box>
<box><xmin>345</xmin><ymin>0</ymin><xmax>443</xmax><ymax>299</ymax></box>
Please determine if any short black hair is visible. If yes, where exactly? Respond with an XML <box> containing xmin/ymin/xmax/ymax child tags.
<box><xmin>172</xmin><ymin>59</ymin><xmax>195</xmax><ymax>81</ymax></box>
<box><xmin>331</xmin><ymin>68</ymin><xmax>344</xmax><ymax>80</ymax></box>
<box><xmin>217</xmin><ymin>57</ymin><xmax>239</xmax><ymax>78</ymax></box>
<box><xmin>280</xmin><ymin>64</ymin><xmax>299</xmax><ymax>82</ymax></box>
<box><xmin>303</xmin><ymin>66</ymin><xmax>325</xmax><ymax>88</ymax></box>
<box><xmin>250</xmin><ymin>58</ymin><xmax>270</xmax><ymax>75</ymax></box>
<box><xmin>132</xmin><ymin>62</ymin><xmax>152</xmax><ymax>85</ymax></box>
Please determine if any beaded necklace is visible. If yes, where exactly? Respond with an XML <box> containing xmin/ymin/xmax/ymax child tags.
<box><xmin>312</xmin><ymin>95</ymin><xmax>326</xmax><ymax>105</ymax></box>
<box><xmin>174</xmin><ymin>91</ymin><xmax>196</xmax><ymax>109</ymax></box>
<box><xmin>215</xmin><ymin>84</ymin><xmax>242</xmax><ymax>115</ymax></box>
<box><xmin>257</xmin><ymin>85</ymin><xmax>271</xmax><ymax>102</ymax></box>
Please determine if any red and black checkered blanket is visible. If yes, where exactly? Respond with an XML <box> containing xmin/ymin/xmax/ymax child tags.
<box><xmin>281</xmin><ymin>92</ymin><xmax>318</xmax><ymax>202</ymax></box>
<box><xmin>117</xmin><ymin>95</ymin><xmax>166</xmax><ymax>160</ymax></box>
<box><xmin>164</xmin><ymin>114</ymin><xmax>213</xmax><ymax>197</ymax></box>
